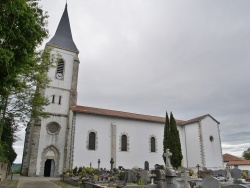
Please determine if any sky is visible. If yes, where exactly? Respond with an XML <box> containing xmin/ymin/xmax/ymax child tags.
<box><xmin>13</xmin><ymin>0</ymin><xmax>250</xmax><ymax>163</ymax></box>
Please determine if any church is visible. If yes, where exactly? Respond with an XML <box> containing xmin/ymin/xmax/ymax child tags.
<box><xmin>21</xmin><ymin>4</ymin><xmax>224</xmax><ymax>177</ymax></box>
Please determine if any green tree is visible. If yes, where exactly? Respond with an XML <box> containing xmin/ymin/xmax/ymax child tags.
<box><xmin>169</xmin><ymin>112</ymin><xmax>183</xmax><ymax>168</ymax></box>
<box><xmin>0</xmin><ymin>0</ymin><xmax>55</xmax><ymax>164</ymax></box>
<box><xmin>0</xmin><ymin>0</ymin><xmax>53</xmax><ymax>143</ymax></box>
<box><xmin>163</xmin><ymin>111</ymin><xmax>171</xmax><ymax>164</ymax></box>
<box><xmin>0</xmin><ymin>115</ymin><xmax>17</xmax><ymax>164</ymax></box>
<box><xmin>243</xmin><ymin>148</ymin><xmax>250</xmax><ymax>160</ymax></box>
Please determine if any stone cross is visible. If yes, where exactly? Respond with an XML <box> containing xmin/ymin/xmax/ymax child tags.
<box><xmin>181</xmin><ymin>170</ymin><xmax>191</xmax><ymax>188</ymax></box>
<box><xmin>163</xmin><ymin>149</ymin><xmax>172</xmax><ymax>168</ymax></box>
<box><xmin>110</xmin><ymin>158</ymin><xmax>114</xmax><ymax>170</ymax></box>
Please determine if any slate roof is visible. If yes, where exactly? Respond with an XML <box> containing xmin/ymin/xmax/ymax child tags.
<box><xmin>46</xmin><ymin>4</ymin><xmax>79</xmax><ymax>53</ymax></box>
<box><xmin>70</xmin><ymin>105</ymin><xmax>184</xmax><ymax>124</ymax></box>
<box><xmin>178</xmin><ymin>114</ymin><xmax>220</xmax><ymax>125</ymax></box>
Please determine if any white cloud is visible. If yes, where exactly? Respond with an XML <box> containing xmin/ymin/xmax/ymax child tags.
<box><xmin>14</xmin><ymin>0</ymin><xmax>250</xmax><ymax>163</ymax></box>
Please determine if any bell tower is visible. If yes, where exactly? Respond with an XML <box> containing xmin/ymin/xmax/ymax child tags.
<box><xmin>21</xmin><ymin>4</ymin><xmax>80</xmax><ymax>176</ymax></box>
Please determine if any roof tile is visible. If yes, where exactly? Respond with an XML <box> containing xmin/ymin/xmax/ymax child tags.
<box><xmin>70</xmin><ymin>105</ymin><xmax>184</xmax><ymax>124</ymax></box>
<box><xmin>223</xmin><ymin>153</ymin><xmax>244</xmax><ymax>162</ymax></box>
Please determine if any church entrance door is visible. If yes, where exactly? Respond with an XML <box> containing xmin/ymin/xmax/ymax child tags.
<box><xmin>44</xmin><ymin>159</ymin><xmax>54</xmax><ymax>177</ymax></box>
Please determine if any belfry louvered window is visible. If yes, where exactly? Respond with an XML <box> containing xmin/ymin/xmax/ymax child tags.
<box><xmin>89</xmin><ymin>132</ymin><xmax>96</xmax><ymax>150</ymax></box>
<box><xmin>121</xmin><ymin>135</ymin><xmax>127</xmax><ymax>151</ymax></box>
<box><xmin>151</xmin><ymin>137</ymin><xmax>156</xmax><ymax>152</ymax></box>
<box><xmin>55</xmin><ymin>59</ymin><xmax>64</xmax><ymax>80</ymax></box>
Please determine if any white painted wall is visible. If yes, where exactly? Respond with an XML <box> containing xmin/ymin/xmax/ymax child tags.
<box><xmin>48</xmin><ymin>49</ymin><xmax>76</xmax><ymax>91</ymax></box>
<box><xmin>236</xmin><ymin>165</ymin><xmax>250</xmax><ymax>171</ymax></box>
<box><xmin>73</xmin><ymin>113</ymin><xmax>224</xmax><ymax>170</ymax></box>
<box><xmin>44</xmin><ymin>88</ymin><xmax>70</xmax><ymax>114</ymax></box>
<box><xmin>224</xmin><ymin>162</ymin><xmax>250</xmax><ymax>171</ymax></box>
<box><xmin>115</xmin><ymin>117</ymin><xmax>164</xmax><ymax>169</ymax></box>
<box><xmin>36</xmin><ymin>48</ymin><xmax>78</xmax><ymax>176</ymax></box>
<box><xmin>177</xmin><ymin>125</ymin><xmax>187</xmax><ymax>167</ymax></box>
<box><xmin>201</xmin><ymin>117</ymin><xmax>224</xmax><ymax>169</ymax></box>
<box><xmin>36</xmin><ymin>116</ymin><xmax>68</xmax><ymax>175</ymax></box>
<box><xmin>73</xmin><ymin>113</ymin><xmax>165</xmax><ymax>169</ymax></box>
<box><xmin>183</xmin><ymin>123</ymin><xmax>202</xmax><ymax>168</ymax></box>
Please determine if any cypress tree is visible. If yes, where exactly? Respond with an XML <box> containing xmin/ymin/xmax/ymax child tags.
<box><xmin>163</xmin><ymin>111</ymin><xmax>171</xmax><ymax>164</ymax></box>
<box><xmin>169</xmin><ymin>112</ymin><xmax>183</xmax><ymax>168</ymax></box>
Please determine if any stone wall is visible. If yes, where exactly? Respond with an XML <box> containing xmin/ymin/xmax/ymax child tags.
<box><xmin>28</xmin><ymin>124</ymin><xmax>41</xmax><ymax>176</ymax></box>
<box><xmin>0</xmin><ymin>162</ymin><xmax>8</xmax><ymax>182</ymax></box>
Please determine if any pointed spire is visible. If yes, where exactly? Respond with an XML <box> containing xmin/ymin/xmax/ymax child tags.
<box><xmin>47</xmin><ymin>4</ymin><xmax>79</xmax><ymax>53</ymax></box>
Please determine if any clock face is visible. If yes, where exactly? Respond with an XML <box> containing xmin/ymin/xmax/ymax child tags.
<box><xmin>56</xmin><ymin>73</ymin><xmax>63</xmax><ymax>80</ymax></box>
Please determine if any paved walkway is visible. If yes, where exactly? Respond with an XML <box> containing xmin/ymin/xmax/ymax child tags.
<box><xmin>18</xmin><ymin>177</ymin><xmax>60</xmax><ymax>188</ymax></box>
<box><xmin>4</xmin><ymin>174</ymin><xmax>61</xmax><ymax>188</ymax></box>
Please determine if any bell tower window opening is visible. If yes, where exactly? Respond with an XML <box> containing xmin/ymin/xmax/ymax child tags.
<box><xmin>55</xmin><ymin>59</ymin><xmax>64</xmax><ymax>80</ymax></box>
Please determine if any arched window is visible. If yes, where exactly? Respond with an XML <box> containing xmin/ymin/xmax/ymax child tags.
<box><xmin>151</xmin><ymin>137</ymin><xmax>156</xmax><ymax>152</ymax></box>
<box><xmin>55</xmin><ymin>59</ymin><xmax>64</xmax><ymax>80</ymax></box>
<box><xmin>89</xmin><ymin>132</ymin><xmax>96</xmax><ymax>150</ymax></box>
<box><xmin>121</xmin><ymin>135</ymin><xmax>127</xmax><ymax>151</ymax></box>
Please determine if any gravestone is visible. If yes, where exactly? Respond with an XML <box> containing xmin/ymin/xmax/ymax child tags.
<box><xmin>202</xmin><ymin>176</ymin><xmax>220</xmax><ymax>188</ymax></box>
<box><xmin>139</xmin><ymin>169</ymin><xmax>150</xmax><ymax>183</ymax></box>
<box><xmin>230</xmin><ymin>168</ymin><xmax>242</xmax><ymax>179</ymax></box>
<box><xmin>118</xmin><ymin>166</ymin><xmax>124</xmax><ymax>170</ymax></box>
<box><xmin>125</xmin><ymin>169</ymin><xmax>136</xmax><ymax>183</ymax></box>
<box><xmin>145</xmin><ymin>161</ymin><xmax>149</xmax><ymax>171</ymax></box>
<box><xmin>199</xmin><ymin>169</ymin><xmax>213</xmax><ymax>178</ymax></box>
<box><xmin>155</xmin><ymin>164</ymin><xmax>164</xmax><ymax>170</ymax></box>
<box><xmin>98</xmin><ymin>169</ymin><xmax>106</xmax><ymax>176</ymax></box>
<box><xmin>163</xmin><ymin>149</ymin><xmax>177</xmax><ymax>188</ymax></box>
<box><xmin>181</xmin><ymin>170</ymin><xmax>191</xmax><ymax>188</ymax></box>
<box><xmin>176</xmin><ymin>172</ymin><xmax>181</xmax><ymax>178</ymax></box>
<box><xmin>213</xmin><ymin>169</ymin><xmax>226</xmax><ymax>177</ymax></box>
<box><xmin>151</xmin><ymin>169</ymin><xmax>166</xmax><ymax>181</ymax></box>
<box><xmin>113</xmin><ymin>168</ymin><xmax>119</xmax><ymax>174</ymax></box>
<box><xmin>163</xmin><ymin>149</ymin><xmax>172</xmax><ymax>168</ymax></box>
<box><xmin>223</xmin><ymin>185</ymin><xmax>249</xmax><ymax>188</ymax></box>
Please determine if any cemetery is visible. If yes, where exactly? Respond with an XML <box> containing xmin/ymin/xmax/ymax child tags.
<box><xmin>60</xmin><ymin>150</ymin><xmax>250</xmax><ymax>188</ymax></box>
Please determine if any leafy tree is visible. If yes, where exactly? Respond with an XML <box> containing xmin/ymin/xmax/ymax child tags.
<box><xmin>0</xmin><ymin>0</ymin><xmax>55</xmax><ymax>164</ymax></box>
<box><xmin>0</xmin><ymin>0</ymin><xmax>54</xmax><ymax>143</ymax></box>
<box><xmin>169</xmin><ymin>112</ymin><xmax>183</xmax><ymax>168</ymax></box>
<box><xmin>0</xmin><ymin>115</ymin><xmax>17</xmax><ymax>164</ymax></box>
<box><xmin>242</xmin><ymin>148</ymin><xmax>250</xmax><ymax>160</ymax></box>
<box><xmin>163</xmin><ymin>111</ymin><xmax>171</xmax><ymax>163</ymax></box>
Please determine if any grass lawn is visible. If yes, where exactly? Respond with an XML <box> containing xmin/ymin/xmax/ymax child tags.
<box><xmin>51</xmin><ymin>180</ymin><xmax>80</xmax><ymax>188</ymax></box>
<box><xmin>0</xmin><ymin>179</ymin><xmax>18</xmax><ymax>188</ymax></box>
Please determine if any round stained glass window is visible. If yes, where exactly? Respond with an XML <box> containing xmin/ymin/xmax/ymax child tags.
<box><xmin>47</xmin><ymin>123</ymin><xmax>60</xmax><ymax>134</ymax></box>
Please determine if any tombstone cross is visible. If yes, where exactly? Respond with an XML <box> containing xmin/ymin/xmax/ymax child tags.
<box><xmin>110</xmin><ymin>158</ymin><xmax>114</xmax><ymax>170</ymax></box>
<box><xmin>196</xmin><ymin>164</ymin><xmax>200</xmax><ymax>178</ymax></box>
<box><xmin>182</xmin><ymin>170</ymin><xmax>191</xmax><ymax>188</ymax></box>
<box><xmin>163</xmin><ymin>149</ymin><xmax>172</xmax><ymax>168</ymax></box>
<box><xmin>98</xmin><ymin>159</ymin><xmax>100</xmax><ymax>170</ymax></box>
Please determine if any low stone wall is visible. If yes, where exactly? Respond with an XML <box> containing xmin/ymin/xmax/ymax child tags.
<box><xmin>0</xmin><ymin>162</ymin><xmax>8</xmax><ymax>182</ymax></box>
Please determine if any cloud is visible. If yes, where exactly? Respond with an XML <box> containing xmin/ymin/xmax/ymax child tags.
<box><xmin>13</xmin><ymin>0</ymin><xmax>250</xmax><ymax>163</ymax></box>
